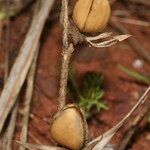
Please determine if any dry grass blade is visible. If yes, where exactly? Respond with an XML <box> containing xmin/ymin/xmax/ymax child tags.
<box><xmin>15</xmin><ymin>141</ymin><xmax>66</xmax><ymax>150</ymax></box>
<box><xmin>19</xmin><ymin>44</ymin><xmax>39</xmax><ymax>150</ymax></box>
<box><xmin>85</xmin><ymin>86</ymin><xmax>150</xmax><ymax>150</ymax></box>
<box><xmin>0</xmin><ymin>0</ymin><xmax>55</xmax><ymax>133</ymax></box>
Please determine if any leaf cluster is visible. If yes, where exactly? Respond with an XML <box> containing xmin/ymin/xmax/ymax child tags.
<box><xmin>69</xmin><ymin>71</ymin><xmax>108</xmax><ymax>118</ymax></box>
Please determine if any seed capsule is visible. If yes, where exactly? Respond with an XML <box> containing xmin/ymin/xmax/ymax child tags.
<box><xmin>50</xmin><ymin>104</ymin><xmax>88</xmax><ymax>150</ymax></box>
<box><xmin>73</xmin><ymin>0</ymin><xmax>111</xmax><ymax>33</ymax></box>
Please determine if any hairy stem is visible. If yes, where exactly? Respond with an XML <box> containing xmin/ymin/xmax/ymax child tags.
<box><xmin>58</xmin><ymin>0</ymin><xmax>74</xmax><ymax>110</ymax></box>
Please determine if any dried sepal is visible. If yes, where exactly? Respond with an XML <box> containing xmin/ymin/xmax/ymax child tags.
<box><xmin>86</xmin><ymin>34</ymin><xmax>131</xmax><ymax>48</ymax></box>
<box><xmin>85</xmin><ymin>32</ymin><xmax>112</xmax><ymax>41</ymax></box>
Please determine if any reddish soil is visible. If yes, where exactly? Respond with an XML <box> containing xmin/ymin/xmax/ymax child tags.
<box><xmin>0</xmin><ymin>1</ymin><xmax>149</xmax><ymax>150</ymax></box>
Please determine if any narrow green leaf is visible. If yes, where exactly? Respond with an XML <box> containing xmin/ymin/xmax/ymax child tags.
<box><xmin>118</xmin><ymin>65</ymin><xmax>150</xmax><ymax>85</ymax></box>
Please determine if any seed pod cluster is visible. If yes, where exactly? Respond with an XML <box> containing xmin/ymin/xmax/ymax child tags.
<box><xmin>50</xmin><ymin>104</ymin><xmax>88</xmax><ymax>150</ymax></box>
<box><xmin>73</xmin><ymin>0</ymin><xmax>111</xmax><ymax>33</ymax></box>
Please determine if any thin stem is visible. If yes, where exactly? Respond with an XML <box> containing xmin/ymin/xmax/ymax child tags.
<box><xmin>58</xmin><ymin>44</ymin><xmax>74</xmax><ymax>110</ymax></box>
<box><xmin>61</xmin><ymin>0</ymin><xmax>69</xmax><ymax>49</ymax></box>
<box><xmin>58</xmin><ymin>0</ymin><xmax>74</xmax><ymax>110</ymax></box>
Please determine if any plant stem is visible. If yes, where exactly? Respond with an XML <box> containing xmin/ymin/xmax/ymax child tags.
<box><xmin>58</xmin><ymin>0</ymin><xmax>74</xmax><ymax>110</ymax></box>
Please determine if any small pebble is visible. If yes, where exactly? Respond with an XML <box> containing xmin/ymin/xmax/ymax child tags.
<box><xmin>132</xmin><ymin>59</ymin><xmax>144</xmax><ymax>69</ymax></box>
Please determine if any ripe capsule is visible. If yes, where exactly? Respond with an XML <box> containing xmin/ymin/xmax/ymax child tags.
<box><xmin>73</xmin><ymin>0</ymin><xmax>111</xmax><ymax>33</ymax></box>
<box><xmin>50</xmin><ymin>104</ymin><xmax>88</xmax><ymax>150</ymax></box>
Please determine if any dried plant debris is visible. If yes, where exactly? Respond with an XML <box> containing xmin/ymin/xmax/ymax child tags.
<box><xmin>86</xmin><ymin>34</ymin><xmax>131</xmax><ymax>48</ymax></box>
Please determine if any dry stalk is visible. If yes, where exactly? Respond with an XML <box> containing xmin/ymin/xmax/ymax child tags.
<box><xmin>58</xmin><ymin>0</ymin><xmax>74</xmax><ymax>110</ymax></box>
<box><xmin>19</xmin><ymin>44</ymin><xmax>39</xmax><ymax>150</ymax></box>
<box><xmin>0</xmin><ymin>0</ymin><xmax>55</xmax><ymax>133</ymax></box>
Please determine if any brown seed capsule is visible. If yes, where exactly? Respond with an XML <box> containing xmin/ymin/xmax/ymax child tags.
<box><xmin>50</xmin><ymin>104</ymin><xmax>88</xmax><ymax>150</ymax></box>
<box><xmin>73</xmin><ymin>0</ymin><xmax>111</xmax><ymax>33</ymax></box>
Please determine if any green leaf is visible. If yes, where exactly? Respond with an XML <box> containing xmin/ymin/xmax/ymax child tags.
<box><xmin>79</xmin><ymin>72</ymin><xmax>108</xmax><ymax>118</ymax></box>
<box><xmin>68</xmin><ymin>69</ymin><xmax>108</xmax><ymax>119</ymax></box>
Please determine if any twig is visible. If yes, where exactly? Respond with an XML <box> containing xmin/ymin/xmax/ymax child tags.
<box><xmin>19</xmin><ymin>44</ymin><xmax>39</xmax><ymax>150</ymax></box>
<box><xmin>0</xmin><ymin>0</ymin><xmax>55</xmax><ymax>133</ymax></box>
<box><xmin>58</xmin><ymin>0</ymin><xmax>74</xmax><ymax>110</ymax></box>
<box><xmin>118</xmin><ymin>106</ymin><xmax>150</xmax><ymax>150</ymax></box>
<box><xmin>111</xmin><ymin>20</ymin><xmax>150</xmax><ymax>63</ymax></box>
